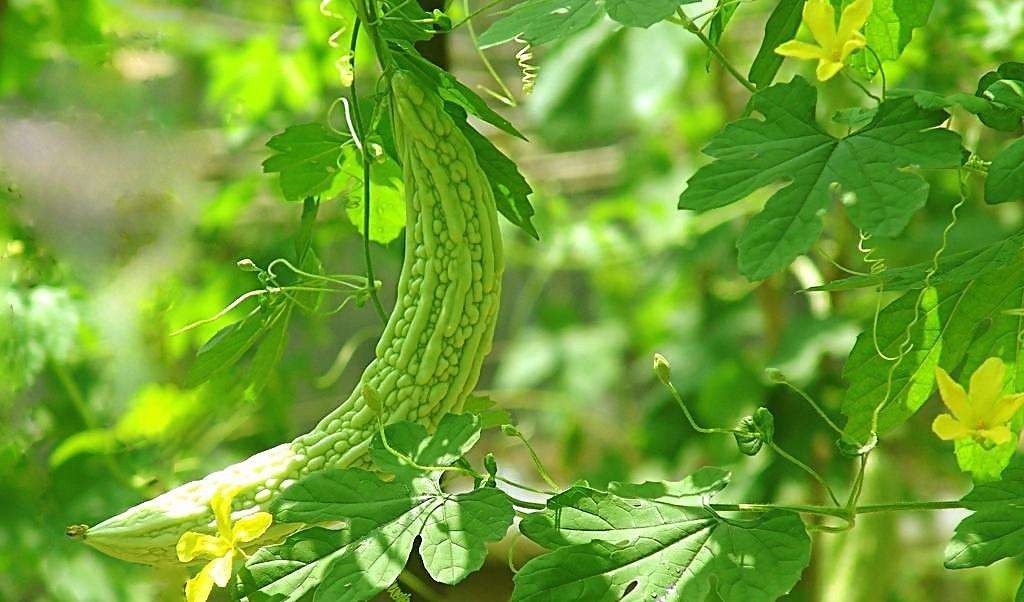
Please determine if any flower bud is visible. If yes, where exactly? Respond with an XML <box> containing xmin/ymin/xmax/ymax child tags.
<box><xmin>653</xmin><ymin>353</ymin><xmax>672</xmax><ymax>385</ymax></box>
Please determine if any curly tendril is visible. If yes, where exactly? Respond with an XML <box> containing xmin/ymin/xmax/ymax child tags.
<box><xmin>514</xmin><ymin>35</ymin><xmax>538</xmax><ymax>95</ymax></box>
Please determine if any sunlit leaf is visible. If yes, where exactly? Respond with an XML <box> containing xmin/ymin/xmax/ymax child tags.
<box><xmin>478</xmin><ymin>0</ymin><xmax>604</xmax><ymax>48</ymax></box>
<box><xmin>263</xmin><ymin>123</ymin><xmax>348</xmax><ymax>203</ymax></box>
<box><xmin>514</xmin><ymin>484</ymin><xmax>809</xmax><ymax>601</ymax></box>
<box><xmin>678</xmin><ymin>77</ymin><xmax>962</xmax><ymax>280</ymax></box>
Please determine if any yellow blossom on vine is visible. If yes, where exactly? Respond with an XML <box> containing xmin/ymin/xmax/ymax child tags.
<box><xmin>176</xmin><ymin>486</ymin><xmax>272</xmax><ymax>602</ymax></box>
<box><xmin>932</xmin><ymin>358</ymin><xmax>1024</xmax><ymax>447</ymax></box>
<box><xmin>775</xmin><ymin>0</ymin><xmax>874</xmax><ymax>81</ymax></box>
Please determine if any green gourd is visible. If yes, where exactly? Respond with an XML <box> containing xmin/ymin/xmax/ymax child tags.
<box><xmin>71</xmin><ymin>71</ymin><xmax>504</xmax><ymax>566</ymax></box>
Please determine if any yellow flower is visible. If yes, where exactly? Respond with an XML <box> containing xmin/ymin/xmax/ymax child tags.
<box><xmin>775</xmin><ymin>0</ymin><xmax>873</xmax><ymax>81</ymax></box>
<box><xmin>176</xmin><ymin>486</ymin><xmax>272</xmax><ymax>602</ymax></box>
<box><xmin>932</xmin><ymin>357</ymin><xmax>1024</xmax><ymax>447</ymax></box>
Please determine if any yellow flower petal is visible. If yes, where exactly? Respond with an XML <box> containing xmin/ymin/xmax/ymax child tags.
<box><xmin>184</xmin><ymin>562</ymin><xmax>217</xmax><ymax>602</ymax></box>
<box><xmin>816</xmin><ymin>59</ymin><xmax>845</xmax><ymax>81</ymax></box>
<box><xmin>840</xmin><ymin>36</ymin><xmax>867</xmax><ymax>61</ymax></box>
<box><xmin>977</xmin><ymin>424</ymin><xmax>1014</xmax><ymax>446</ymax></box>
<box><xmin>989</xmin><ymin>393</ymin><xmax>1024</xmax><ymax>425</ymax></box>
<box><xmin>177</xmin><ymin>532</ymin><xmax>231</xmax><ymax>563</ymax></box>
<box><xmin>210</xmin><ymin>486</ymin><xmax>241</xmax><ymax>540</ymax></box>
<box><xmin>775</xmin><ymin>40</ymin><xmax>828</xmax><ymax>60</ymax></box>
<box><xmin>932</xmin><ymin>414</ymin><xmax>971</xmax><ymax>441</ymax></box>
<box><xmin>935</xmin><ymin>366</ymin><xmax>970</xmax><ymax>422</ymax></box>
<box><xmin>232</xmin><ymin>512</ymin><xmax>273</xmax><ymax>544</ymax></box>
<box><xmin>970</xmin><ymin>357</ymin><xmax>1006</xmax><ymax>416</ymax></box>
<box><xmin>208</xmin><ymin>552</ymin><xmax>235</xmax><ymax>588</ymax></box>
<box><xmin>803</xmin><ymin>0</ymin><xmax>837</xmax><ymax>50</ymax></box>
<box><xmin>837</xmin><ymin>0</ymin><xmax>874</xmax><ymax>43</ymax></box>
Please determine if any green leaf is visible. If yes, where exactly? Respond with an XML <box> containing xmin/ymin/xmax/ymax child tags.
<box><xmin>393</xmin><ymin>51</ymin><xmax>526</xmax><ymax>139</ymax></box>
<box><xmin>986</xmin><ymin>137</ymin><xmax>1024</xmax><ymax>204</ymax></box>
<box><xmin>747</xmin><ymin>0</ymin><xmax>804</xmax><ymax>89</ymax></box>
<box><xmin>463</xmin><ymin>394</ymin><xmax>515</xmax><ymax>430</ymax></box>
<box><xmin>369</xmin><ymin>413</ymin><xmax>482</xmax><ymax>483</ymax></box>
<box><xmin>246</xmin><ymin>306</ymin><xmax>291</xmax><ymax>397</ymax></box>
<box><xmin>272</xmin><ymin>468</ymin><xmax>418</xmax><ymax>525</ymax></box>
<box><xmin>419</xmin><ymin>488</ymin><xmax>515</xmax><ymax>584</ymax></box>
<box><xmin>904</xmin><ymin>89</ymin><xmax>994</xmax><ymax>115</ymax></box>
<box><xmin>263</xmin><ymin>123</ymin><xmax>347</xmax><ymax>203</ymax></box>
<box><xmin>247</xmin><ymin>465</ymin><xmax>514</xmax><ymax>599</ymax></box>
<box><xmin>448</xmin><ymin>105</ymin><xmax>539</xmax><ymax>240</ymax></box>
<box><xmin>811</xmin><ymin>231</ymin><xmax>1024</xmax><ymax>292</ymax></box>
<box><xmin>678</xmin><ymin>77</ymin><xmax>961</xmax><ymax>280</ymax></box>
<box><xmin>841</xmin><ymin>258</ymin><xmax>1024</xmax><ymax>442</ymax></box>
<box><xmin>335</xmin><ymin>149</ymin><xmax>407</xmax><ymax>244</ymax></box>
<box><xmin>706</xmin><ymin>0</ymin><xmax>739</xmax><ymax>69</ymax></box>
<box><xmin>605</xmin><ymin>0</ymin><xmax>695</xmax><ymax>28</ymax></box>
<box><xmin>953</xmin><ymin>436</ymin><xmax>1017</xmax><ymax>484</ymax></box>
<box><xmin>607</xmin><ymin>466</ymin><xmax>730</xmax><ymax>500</ymax></box>
<box><xmin>514</xmin><ymin>486</ymin><xmax>809</xmax><ymax>601</ymax></box>
<box><xmin>378</xmin><ymin>0</ymin><xmax>435</xmax><ymax>48</ymax></box>
<box><xmin>185</xmin><ymin>311</ymin><xmax>266</xmax><ymax>387</ymax></box>
<box><xmin>478</xmin><ymin>0</ymin><xmax>604</xmax><ymax>48</ymax></box>
<box><xmin>240</xmin><ymin>527</ymin><xmax>353</xmax><ymax>602</ymax></box>
<box><xmin>946</xmin><ymin>456</ymin><xmax>1024</xmax><ymax>569</ymax></box>
<box><xmin>850</xmin><ymin>0</ymin><xmax>934</xmax><ymax>75</ymax></box>
<box><xmin>50</xmin><ymin>429</ymin><xmax>117</xmax><ymax>468</ymax></box>
<box><xmin>975</xmin><ymin>62</ymin><xmax>1024</xmax><ymax>131</ymax></box>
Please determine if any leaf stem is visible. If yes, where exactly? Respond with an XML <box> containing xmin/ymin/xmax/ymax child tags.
<box><xmin>463</xmin><ymin>0</ymin><xmax>517</xmax><ymax>106</ymax></box>
<box><xmin>662</xmin><ymin>380</ymin><xmax>737</xmax><ymax>435</ymax></box>
<box><xmin>672</xmin><ymin>8</ymin><xmax>755</xmax><ymax>92</ymax></box>
<box><xmin>768</xmin><ymin>441</ymin><xmax>841</xmax><ymax>506</ymax></box>
<box><xmin>773</xmin><ymin>376</ymin><xmax>845</xmax><ymax>437</ymax></box>
<box><xmin>349</xmin><ymin>19</ymin><xmax>389</xmax><ymax>326</ymax></box>
<box><xmin>505</xmin><ymin>427</ymin><xmax>560</xmax><ymax>491</ymax></box>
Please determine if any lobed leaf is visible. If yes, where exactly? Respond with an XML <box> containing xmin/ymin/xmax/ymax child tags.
<box><xmin>986</xmin><ymin>137</ymin><xmax>1024</xmax><ymax>205</ymax></box>
<box><xmin>946</xmin><ymin>456</ymin><xmax>1024</xmax><ymax>569</ymax></box>
<box><xmin>607</xmin><ymin>466</ymin><xmax>731</xmax><ymax>500</ymax></box>
<box><xmin>840</xmin><ymin>256</ymin><xmax>1024</xmax><ymax>449</ymax></box>
<box><xmin>514</xmin><ymin>485</ymin><xmax>809</xmax><ymax>601</ymax></box>
<box><xmin>245</xmin><ymin>454</ymin><xmax>514</xmax><ymax>600</ymax></box>
<box><xmin>263</xmin><ymin>124</ymin><xmax>348</xmax><ymax>203</ymax></box>
<box><xmin>747</xmin><ymin>0</ymin><xmax>804</xmax><ymax>89</ymax></box>
<box><xmin>678</xmin><ymin>77</ymin><xmax>961</xmax><ymax>280</ymax></box>
<box><xmin>605</xmin><ymin>0</ymin><xmax>697</xmax><ymax>28</ymax></box>
<box><xmin>478</xmin><ymin>0</ymin><xmax>604</xmax><ymax>48</ymax></box>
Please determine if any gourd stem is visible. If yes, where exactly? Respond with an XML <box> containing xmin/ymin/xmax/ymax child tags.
<box><xmin>349</xmin><ymin>19</ymin><xmax>389</xmax><ymax>325</ymax></box>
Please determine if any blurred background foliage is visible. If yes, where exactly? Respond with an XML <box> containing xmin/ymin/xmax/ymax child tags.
<box><xmin>2</xmin><ymin>0</ymin><xmax>1024</xmax><ymax>600</ymax></box>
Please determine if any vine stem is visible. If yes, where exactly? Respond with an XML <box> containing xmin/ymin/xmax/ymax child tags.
<box><xmin>706</xmin><ymin>499</ymin><xmax>962</xmax><ymax>518</ymax></box>
<box><xmin>671</xmin><ymin>8</ymin><xmax>756</xmax><ymax>92</ymax></box>
<box><xmin>398</xmin><ymin>571</ymin><xmax>441</xmax><ymax>602</ymax></box>
<box><xmin>348</xmin><ymin>19</ymin><xmax>388</xmax><ymax>325</ymax></box>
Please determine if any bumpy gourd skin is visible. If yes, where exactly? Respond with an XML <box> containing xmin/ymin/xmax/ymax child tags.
<box><xmin>75</xmin><ymin>71</ymin><xmax>504</xmax><ymax>566</ymax></box>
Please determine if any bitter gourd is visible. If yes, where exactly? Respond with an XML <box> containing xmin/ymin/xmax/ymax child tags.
<box><xmin>72</xmin><ymin>71</ymin><xmax>504</xmax><ymax>566</ymax></box>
